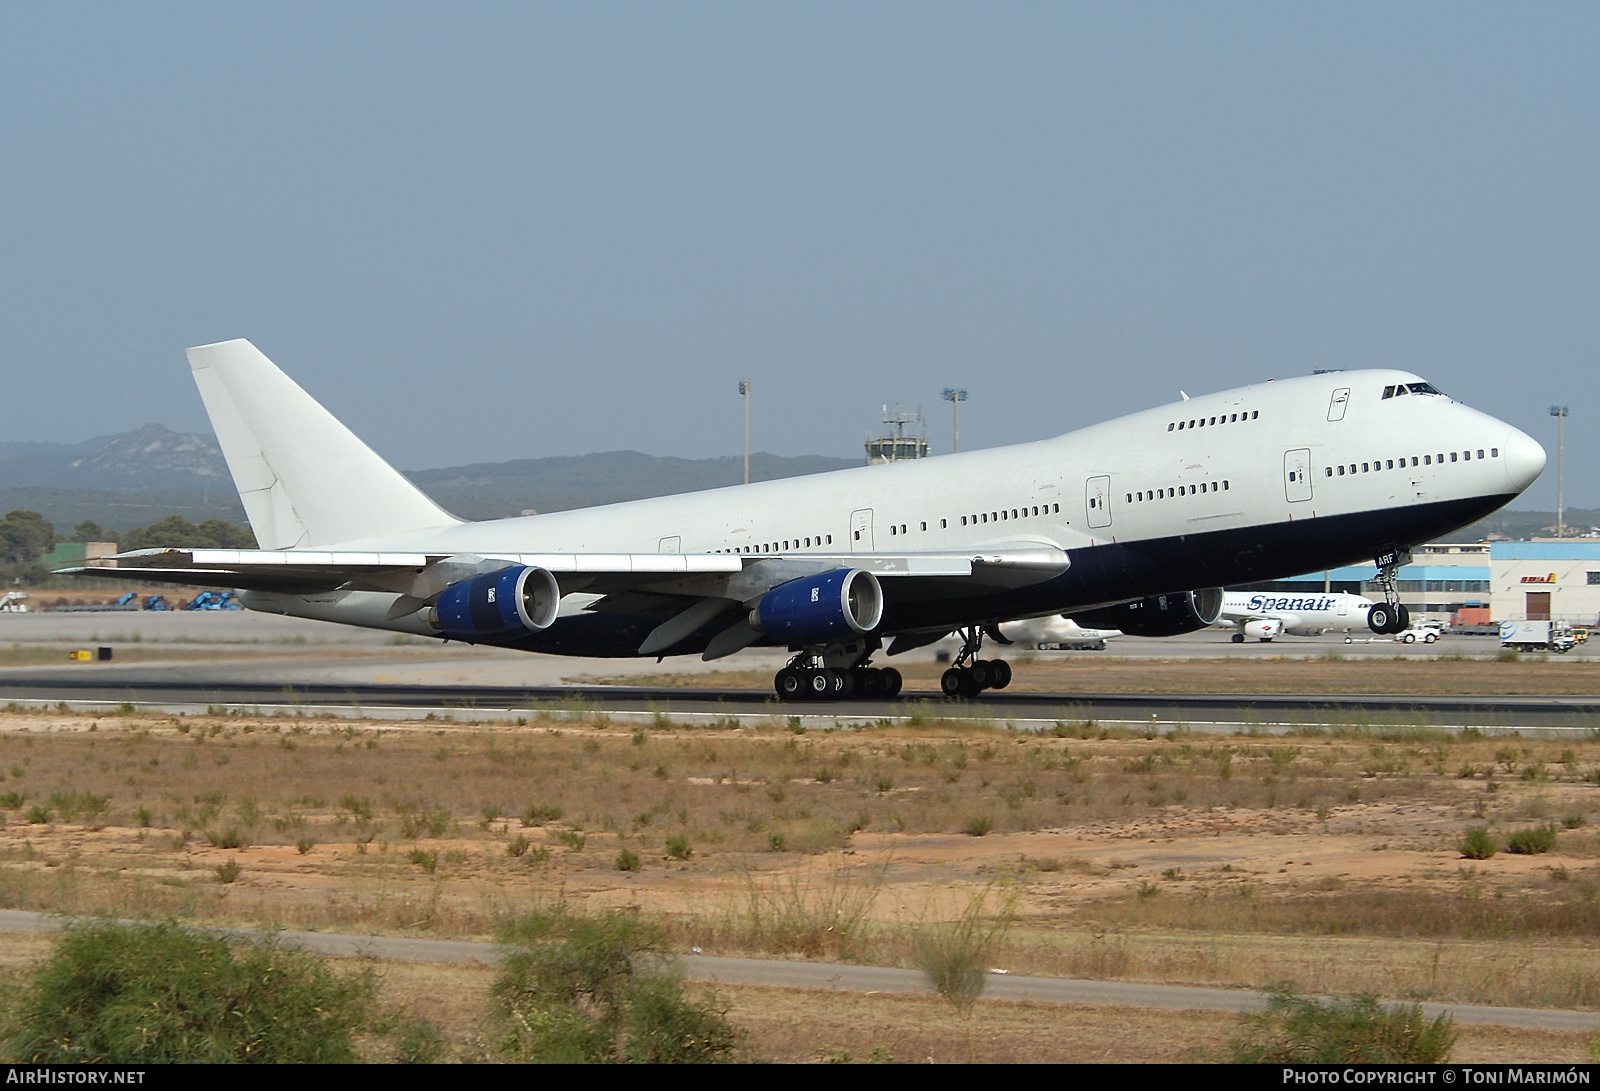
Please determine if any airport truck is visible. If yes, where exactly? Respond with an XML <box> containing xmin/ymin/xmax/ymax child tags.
<box><xmin>1499</xmin><ymin>620</ymin><xmax>1577</xmax><ymax>653</ymax></box>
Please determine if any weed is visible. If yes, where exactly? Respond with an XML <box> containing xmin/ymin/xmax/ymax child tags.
<box><xmin>490</xmin><ymin>904</ymin><xmax>740</xmax><ymax>1063</ymax></box>
<box><xmin>962</xmin><ymin>815</ymin><xmax>993</xmax><ymax>837</ymax></box>
<box><xmin>1506</xmin><ymin>824</ymin><xmax>1558</xmax><ymax>855</ymax></box>
<box><xmin>1</xmin><ymin>920</ymin><xmax>384</xmax><ymax>1062</ymax></box>
<box><xmin>521</xmin><ymin>803</ymin><xmax>562</xmax><ymax>826</ymax></box>
<box><xmin>1458</xmin><ymin>827</ymin><xmax>1497</xmax><ymax>860</ymax></box>
<box><xmin>615</xmin><ymin>849</ymin><xmax>641</xmax><ymax>872</ymax></box>
<box><xmin>407</xmin><ymin>849</ymin><xmax>438</xmax><ymax>872</ymax></box>
<box><xmin>665</xmin><ymin>834</ymin><xmax>692</xmax><ymax>860</ymax></box>
<box><xmin>556</xmin><ymin>829</ymin><xmax>587</xmax><ymax>852</ymax></box>
<box><xmin>507</xmin><ymin>836</ymin><xmax>531</xmax><ymax>858</ymax></box>
<box><xmin>214</xmin><ymin>858</ymin><xmax>242</xmax><ymax>884</ymax></box>
<box><xmin>1229</xmin><ymin>990</ymin><xmax>1455</xmax><ymax>1063</ymax></box>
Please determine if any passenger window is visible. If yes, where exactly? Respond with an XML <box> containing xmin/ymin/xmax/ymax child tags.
<box><xmin>1178</xmin><ymin>421</ymin><xmax>1184</xmax><ymax>430</ymax></box>
<box><xmin>1424</xmin><ymin>455</ymin><xmax>1431</xmax><ymax>464</ymax></box>
<box><xmin>1326</xmin><ymin>467</ymin><xmax>1332</xmax><ymax>477</ymax></box>
<box><xmin>1490</xmin><ymin>448</ymin><xmax>1498</xmax><ymax>457</ymax></box>
<box><xmin>1223</xmin><ymin>481</ymin><xmax>1229</xmax><ymax>490</ymax></box>
<box><xmin>1411</xmin><ymin>457</ymin><xmax>1418</xmax><ymax>466</ymax></box>
<box><xmin>1338</xmin><ymin>466</ymin><xmax>1344</xmax><ymax>475</ymax></box>
<box><xmin>1168</xmin><ymin>423</ymin><xmax>1174</xmax><ymax>431</ymax></box>
<box><xmin>1450</xmin><ymin>452</ymin><xmax>1457</xmax><ymax>462</ymax></box>
<box><xmin>940</xmin><ymin>519</ymin><xmax>947</xmax><ymax>528</ymax></box>
<box><xmin>1126</xmin><ymin>493</ymin><xmax>1132</xmax><ymax>503</ymax></box>
<box><xmin>825</xmin><ymin>535</ymin><xmax>832</xmax><ymax>544</ymax></box>
<box><xmin>1251</xmin><ymin>411</ymin><xmax>1258</xmax><ymax>419</ymax></box>
<box><xmin>920</xmin><ymin>521</ymin><xmax>926</xmax><ymax>531</ymax></box>
<box><xmin>1362</xmin><ymin>463</ymin><xmax>1368</xmax><ymax>472</ymax></box>
<box><xmin>1476</xmin><ymin>450</ymin><xmax>1483</xmax><ymax>459</ymax></box>
<box><xmin>1386</xmin><ymin>460</ymin><xmax>1393</xmax><ymax>469</ymax></box>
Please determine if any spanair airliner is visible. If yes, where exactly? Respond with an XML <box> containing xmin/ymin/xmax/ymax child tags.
<box><xmin>71</xmin><ymin>342</ymin><xmax>1543</xmax><ymax>700</ymax></box>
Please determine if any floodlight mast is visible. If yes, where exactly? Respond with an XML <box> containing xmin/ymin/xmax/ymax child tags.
<box><xmin>942</xmin><ymin>387</ymin><xmax>967</xmax><ymax>453</ymax></box>
<box><xmin>1550</xmin><ymin>405</ymin><xmax>1568</xmax><ymax>538</ymax></box>
<box><xmin>739</xmin><ymin>379</ymin><xmax>751</xmax><ymax>485</ymax></box>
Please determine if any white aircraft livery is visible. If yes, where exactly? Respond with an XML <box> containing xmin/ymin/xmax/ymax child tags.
<box><xmin>1218</xmin><ymin>591</ymin><xmax>1376</xmax><ymax>642</ymax></box>
<box><xmin>997</xmin><ymin>616</ymin><xmax>1122</xmax><ymax>651</ymax></box>
<box><xmin>73</xmin><ymin>341</ymin><xmax>1545</xmax><ymax>700</ymax></box>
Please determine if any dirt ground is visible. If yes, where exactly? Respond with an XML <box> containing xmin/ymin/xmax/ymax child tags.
<box><xmin>3</xmin><ymin>705</ymin><xmax>1600</xmax><ymax>1061</ymax></box>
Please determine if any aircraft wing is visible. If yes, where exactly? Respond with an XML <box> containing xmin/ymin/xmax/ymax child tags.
<box><xmin>63</xmin><ymin>544</ymin><xmax>1070</xmax><ymax>599</ymax></box>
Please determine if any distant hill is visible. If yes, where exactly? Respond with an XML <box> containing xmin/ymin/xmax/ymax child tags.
<box><xmin>0</xmin><ymin>425</ymin><xmax>859</xmax><ymax>529</ymax></box>
<box><xmin>0</xmin><ymin>424</ymin><xmax>231</xmax><ymax>492</ymax></box>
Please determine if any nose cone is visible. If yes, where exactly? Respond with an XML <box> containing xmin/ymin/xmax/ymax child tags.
<box><xmin>1503</xmin><ymin>428</ymin><xmax>1547</xmax><ymax>495</ymax></box>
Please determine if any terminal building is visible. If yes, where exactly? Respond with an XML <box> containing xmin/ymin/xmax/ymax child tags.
<box><xmin>1235</xmin><ymin>539</ymin><xmax>1600</xmax><ymax>626</ymax></box>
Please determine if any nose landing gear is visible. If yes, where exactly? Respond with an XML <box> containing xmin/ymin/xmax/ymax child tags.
<box><xmin>1367</xmin><ymin>547</ymin><xmax>1412</xmax><ymax>635</ymax></box>
<box><xmin>939</xmin><ymin>626</ymin><xmax>1013</xmax><ymax>698</ymax></box>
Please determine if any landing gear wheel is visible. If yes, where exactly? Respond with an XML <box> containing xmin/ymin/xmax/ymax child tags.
<box><xmin>941</xmin><ymin>668</ymin><xmax>966</xmax><ymax>697</ymax></box>
<box><xmin>988</xmin><ymin>659</ymin><xmax>1012</xmax><ymax>689</ymax></box>
<box><xmin>830</xmin><ymin>669</ymin><xmax>853</xmax><ymax>698</ymax></box>
<box><xmin>1395</xmin><ymin>604</ymin><xmax>1411</xmax><ymax>631</ymax></box>
<box><xmin>855</xmin><ymin>668</ymin><xmax>882</xmax><ymax>699</ymax></box>
<box><xmin>775</xmin><ymin>668</ymin><xmax>803</xmax><ymax>700</ymax></box>
<box><xmin>968</xmin><ymin>660</ymin><xmax>991</xmax><ymax>690</ymax></box>
<box><xmin>806</xmin><ymin>669</ymin><xmax>830</xmax><ymax>698</ymax></box>
<box><xmin>1368</xmin><ymin>604</ymin><xmax>1395</xmax><ymax>635</ymax></box>
<box><xmin>1232</xmin><ymin>633</ymin><xmax>1245</xmax><ymax>643</ymax></box>
<box><xmin>880</xmin><ymin>667</ymin><xmax>902</xmax><ymax>699</ymax></box>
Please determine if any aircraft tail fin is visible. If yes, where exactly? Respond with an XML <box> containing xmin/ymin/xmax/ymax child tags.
<box><xmin>186</xmin><ymin>339</ymin><xmax>461</xmax><ymax>549</ymax></box>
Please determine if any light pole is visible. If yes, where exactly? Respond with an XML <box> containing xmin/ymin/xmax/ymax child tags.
<box><xmin>942</xmin><ymin>388</ymin><xmax>967</xmax><ymax>453</ymax></box>
<box><xmin>1550</xmin><ymin>405</ymin><xmax>1568</xmax><ymax>538</ymax></box>
<box><xmin>739</xmin><ymin>380</ymin><xmax>751</xmax><ymax>484</ymax></box>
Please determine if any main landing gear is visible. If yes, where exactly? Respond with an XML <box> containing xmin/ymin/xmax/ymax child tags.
<box><xmin>1366</xmin><ymin>547</ymin><xmax>1412</xmax><ymax>635</ymax></box>
<box><xmin>773</xmin><ymin>640</ymin><xmax>903</xmax><ymax>702</ymax></box>
<box><xmin>939</xmin><ymin>626</ymin><xmax>1013</xmax><ymax>699</ymax></box>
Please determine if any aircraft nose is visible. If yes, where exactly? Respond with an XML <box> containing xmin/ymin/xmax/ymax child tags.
<box><xmin>1502</xmin><ymin>428</ymin><xmax>1546</xmax><ymax>495</ymax></box>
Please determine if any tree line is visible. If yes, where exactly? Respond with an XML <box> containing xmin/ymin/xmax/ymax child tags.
<box><xmin>0</xmin><ymin>510</ymin><xmax>256</xmax><ymax>584</ymax></box>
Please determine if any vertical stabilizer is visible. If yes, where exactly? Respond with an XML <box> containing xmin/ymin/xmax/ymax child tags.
<box><xmin>186</xmin><ymin>339</ymin><xmax>460</xmax><ymax>549</ymax></box>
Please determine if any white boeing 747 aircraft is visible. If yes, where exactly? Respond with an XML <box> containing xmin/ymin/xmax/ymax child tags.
<box><xmin>1217</xmin><ymin>590</ymin><xmax>1376</xmax><ymax>642</ymax></box>
<box><xmin>72</xmin><ymin>341</ymin><xmax>1544</xmax><ymax>699</ymax></box>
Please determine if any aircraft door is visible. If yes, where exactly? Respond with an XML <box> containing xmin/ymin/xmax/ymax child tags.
<box><xmin>1327</xmin><ymin>388</ymin><xmax>1351</xmax><ymax>421</ymax></box>
<box><xmin>850</xmin><ymin>509</ymin><xmax>875</xmax><ymax>552</ymax></box>
<box><xmin>1284</xmin><ymin>449</ymin><xmax>1313</xmax><ymax>503</ymax></box>
<box><xmin>1085</xmin><ymin>476</ymin><xmax>1112</xmax><ymax>529</ymax></box>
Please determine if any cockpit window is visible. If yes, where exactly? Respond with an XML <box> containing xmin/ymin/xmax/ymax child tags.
<box><xmin>1382</xmin><ymin>381</ymin><xmax>1446</xmax><ymax>400</ymax></box>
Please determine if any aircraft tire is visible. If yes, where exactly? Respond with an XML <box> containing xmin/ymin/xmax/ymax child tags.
<box><xmin>775</xmin><ymin>669</ymin><xmax>804</xmax><ymax>701</ymax></box>
<box><xmin>806</xmin><ymin>670</ymin><xmax>831</xmax><ymax>698</ymax></box>
<box><xmin>989</xmin><ymin>659</ymin><xmax>1012</xmax><ymax>689</ymax></box>
<box><xmin>940</xmin><ymin>668</ymin><xmax>966</xmax><ymax>698</ymax></box>
<box><xmin>829</xmin><ymin>669</ymin><xmax>853</xmax><ymax>698</ymax></box>
<box><xmin>1368</xmin><ymin>605</ymin><xmax>1394</xmax><ymax>634</ymax></box>
<box><xmin>969</xmin><ymin>661</ymin><xmax>991</xmax><ymax>690</ymax></box>
<box><xmin>880</xmin><ymin>667</ymin><xmax>903</xmax><ymax>699</ymax></box>
<box><xmin>1396</xmin><ymin>604</ymin><xmax>1411</xmax><ymax>631</ymax></box>
<box><xmin>855</xmin><ymin>668</ymin><xmax>882</xmax><ymax>699</ymax></box>
<box><xmin>1231</xmin><ymin>633</ymin><xmax>1245</xmax><ymax>643</ymax></box>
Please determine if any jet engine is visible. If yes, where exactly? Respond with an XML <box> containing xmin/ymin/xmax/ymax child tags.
<box><xmin>752</xmin><ymin>568</ymin><xmax>884</xmax><ymax>645</ymax></box>
<box><xmin>430</xmin><ymin>565</ymin><xmax>560</xmax><ymax>642</ymax></box>
<box><xmin>1071</xmin><ymin>588</ymin><xmax>1224</xmax><ymax>637</ymax></box>
<box><xmin>1243</xmin><ymin>618</ymin><xmax>1285</xmax><ymax>640</ymax></box>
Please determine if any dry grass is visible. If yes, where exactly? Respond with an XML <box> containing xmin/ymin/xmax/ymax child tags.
<box><xmin>5</xmin><ymin>707</ymin><xmax>1600</xmax><ymax>1021</ymax></box>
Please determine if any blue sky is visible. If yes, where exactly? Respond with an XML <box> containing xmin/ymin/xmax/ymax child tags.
<box><xmin>2</xmin><ymin>4</ymin><xmax>1595</xmax><ymax>507</ymax></box>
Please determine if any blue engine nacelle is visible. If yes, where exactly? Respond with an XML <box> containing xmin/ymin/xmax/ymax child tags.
<box><xmin>1070</xmin><ymin>588</ymin><xmax>1223</xmax><ymax>637</ymax></box>
<box><xmin>752</xmin><ymin>569</ymin><xmax>884</xmax><ymax>646</ymax></box>
<box><xmin>431</xmin><ymin>565</ymin><xmax>560</xmax><ymax>642</ymax></box>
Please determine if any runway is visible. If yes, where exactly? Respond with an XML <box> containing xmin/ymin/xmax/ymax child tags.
<box><xmin>2</xmin><ymin>672</ymin><xmax>1597</xmax><ymax>733</ymax></box>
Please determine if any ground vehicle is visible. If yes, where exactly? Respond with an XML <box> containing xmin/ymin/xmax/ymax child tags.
<box><xmin>1395</xmin><ymin>623</ymin><xmax>1443</xmax><ymax>644</ymax></box>
<box><xmin>1499</xmin><ymin>620</ymin><xmax>1576</xmax><ymax>653</ymax></box>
